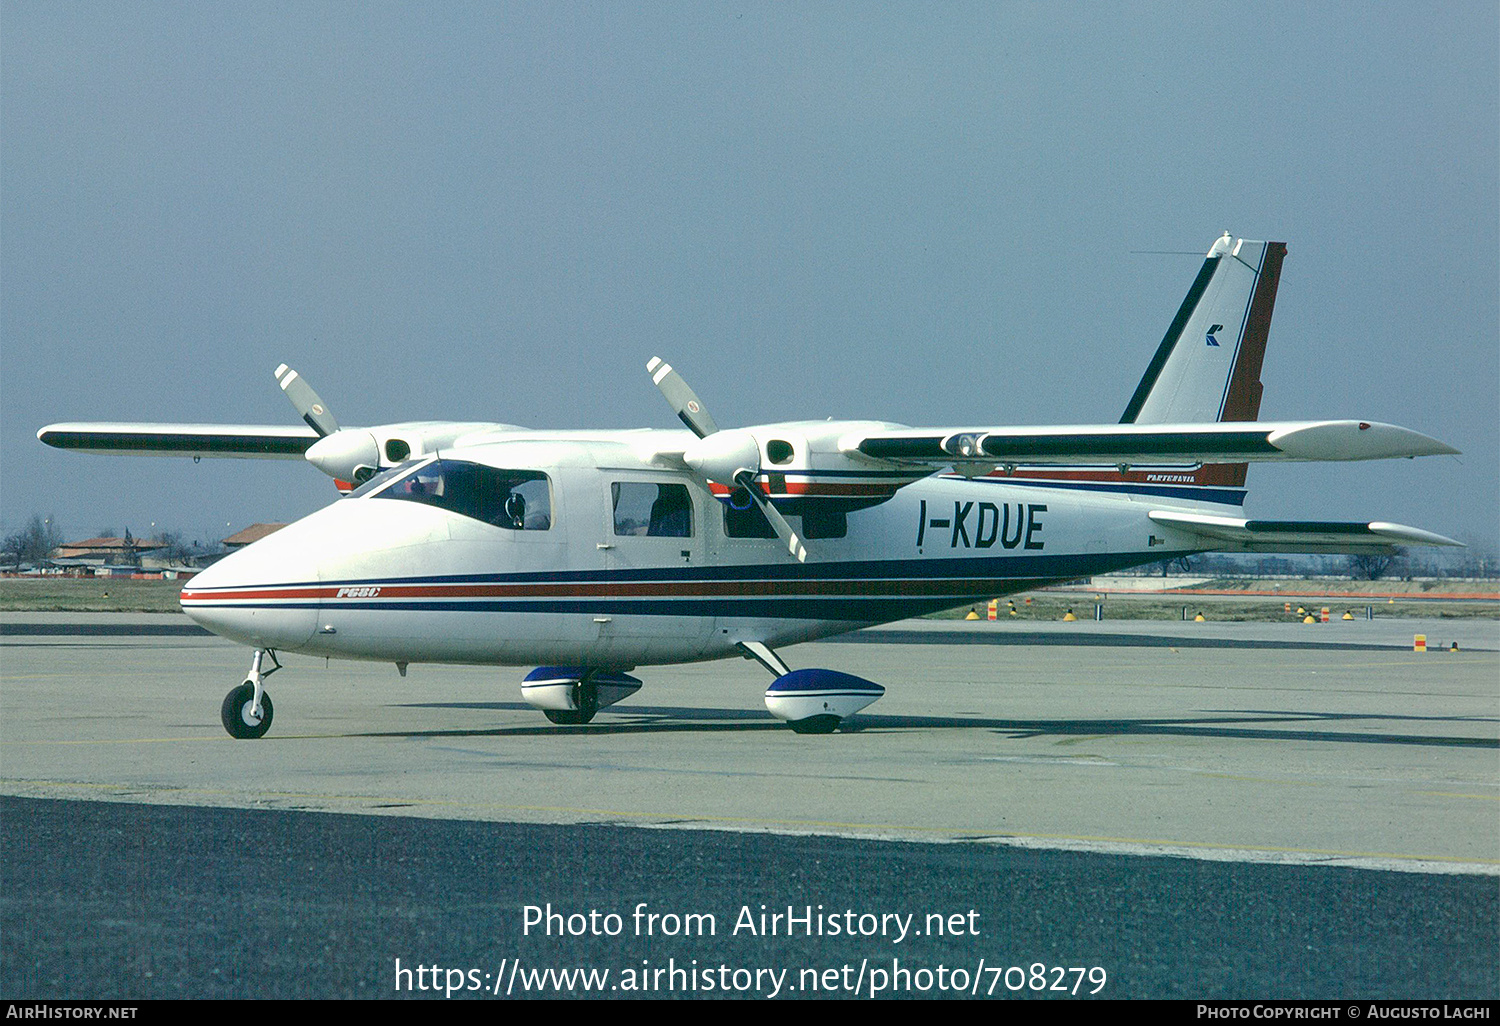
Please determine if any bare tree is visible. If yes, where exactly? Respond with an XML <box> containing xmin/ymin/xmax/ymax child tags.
<box><xmin>3</xmin><ymin>514</ymin><xmax>63</xmax><ymax>568</ymax></box>
<box><xmin>154</xmin><ymin>530</ymin><xmax>196</xmax><ymax>565</ymax></box>
<box><xmin>1345</xmin><ymin>549</ymin><xmax>1403</xmax><ymax>581</ymax></box>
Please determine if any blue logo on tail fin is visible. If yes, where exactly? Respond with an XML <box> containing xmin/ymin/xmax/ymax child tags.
<box><xmin>1206</xmin><ymin>323</ymin><xmax>1223</xmax><ymax>347</ymax></box>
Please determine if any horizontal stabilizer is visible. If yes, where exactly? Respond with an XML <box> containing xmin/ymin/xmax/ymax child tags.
<box><xmin>38</xmin><ymin>423</ymin><xmax>318</xmax><ymax>459</ymax></box>
<box><xmin>1148</xmin><ymin>510</ymin><xmax>1463</xmax><ymax>554</ymax></box>
<box><xmin>847</xmin><ymin>420</ymin><xmax>1458</xmax><ymax>467</ymax></box>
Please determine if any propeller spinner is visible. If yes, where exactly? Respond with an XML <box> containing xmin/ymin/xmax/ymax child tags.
<box><xmin>647</xmin><ymin>357</ymin><xmax>807</xmax><ymax>562</ymax></box>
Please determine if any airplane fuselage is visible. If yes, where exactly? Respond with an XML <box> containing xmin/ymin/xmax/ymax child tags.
<box><xmin>180</xmin><ymin>427</ymin><xmax>1220</xmax><ymax>670</ymax></box>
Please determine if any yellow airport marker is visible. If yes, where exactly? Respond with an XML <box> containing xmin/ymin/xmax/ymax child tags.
<box><xmin>1414</xmin><ymin>634</ymin><xmax>1427</xmax><ymax>653</ymax></box>
<box><xmin>1062</xmin><ymin>609</ymin><xmax>1077</xmax><ymax>622</ymax></box>
<box><xmin>1342</xmin><ymin>610</ymin><xmax>1354</xmax><ymax>620</ymax></box>
<box><xmin>965</xmin><ymin>610</ymin><xmax>980</xmax><ymax>620</ymax></box>
<box><xmin>1193</xmin><ymin>612</ymin><xmax>1206</xmax><ymax>622</ymax></box>
<box><xmin>1304</xmin><ymin>615</ymin><xmax>1317</xmax><ymax>624</ymax></box>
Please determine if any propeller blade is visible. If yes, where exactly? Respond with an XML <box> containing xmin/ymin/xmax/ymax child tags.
<box><xmin>735</xmin><ymin>470</ymin><xmax>808</xmax><ymax>563</ymax></box>
<box><xmin>647</xmin><ymin>357</ymin><xmax>719</xmax><ymax>439</ymax></box>
<box><xmin>274</xmin><ymin>364</ymin><xmax>339</xmax><ymax>438</ymax></box>
<box><xmin>650</xmin><ymin>356</ymin><xmax>806</xmax><ymax>561</ymax></box>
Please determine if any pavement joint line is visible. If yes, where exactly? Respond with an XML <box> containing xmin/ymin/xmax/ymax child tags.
<box><xmin>1414</xmin><ymin>791</ymin><xmax>1500</xmax><ymax>801</ymax></box>
<box><xmin>4</xmin><ymin>779</ymin><xmax>1496</xmax><ymax>876</ymax></box>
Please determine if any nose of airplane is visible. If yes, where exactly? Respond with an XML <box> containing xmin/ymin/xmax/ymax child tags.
<box><xmin>181</xmin><ymin>519</ymin><xmax>326</xmax><ymax>650</ymax></box>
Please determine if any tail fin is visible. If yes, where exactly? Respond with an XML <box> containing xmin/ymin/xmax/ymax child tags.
<box><xmin>1120</xmin><ymin>233</ymin><xmax>1286</xmax><ymax>488</ymax></box>
<box><xmin>1121</xmin><ymin>234</ymin><xmax>1286</xmax><ymax>425</ymax></box>
<box><xmin>1002</xmin><ymin>233</ymin><xmax>1284</xmax><ymax>501</ymax></box>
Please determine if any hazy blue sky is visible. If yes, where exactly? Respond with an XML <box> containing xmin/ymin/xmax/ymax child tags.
<box><xmin>3</xmin><ymin>2</ymin><xmax>1496</xmax><ymax>553</ymax></box>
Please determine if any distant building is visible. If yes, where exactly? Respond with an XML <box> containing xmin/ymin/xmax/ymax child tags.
<box><xmin>53</xmin><ymin>535</ymin><xmax>164</xmax><ymax>566</ymax></box>
<box><xmin>223</xmin><ymin>524</ymin><xmax>288</xmax><ymax>549</ymax></box>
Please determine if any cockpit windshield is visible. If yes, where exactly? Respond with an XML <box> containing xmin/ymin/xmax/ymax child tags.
<box><xmin>362</xmin><ymin>458</ymin><xmax>551</xmax><ymax>530</ymax></box>
<box><xmin>345</xmin><ymin>462</ymin><xmax>413</xmax><ymax>499</ymax></box>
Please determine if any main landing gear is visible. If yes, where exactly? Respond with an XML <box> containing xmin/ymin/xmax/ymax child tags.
<box><xmin>518</xmin><ymin>650</ymin><xmax>884</xmax><ymax>733</ymax></box>
<box><xmin>544</xmin><ymin>685</ymin><xmax>598</xmax><ymax>725</ymax></box>
<box><xmin>740</xmin><ymin>642</ymin><xmax>885</xmax><ymax>733</ymax></box>
<box><xmin>222</xmin><ymin>648</ymin><xmax>279</xmax><ymax>739</ymax></box>
<box><xmin>521</xmin><ymin>668</ymin><xmax>643</xmax><ymax>725</ymax></box>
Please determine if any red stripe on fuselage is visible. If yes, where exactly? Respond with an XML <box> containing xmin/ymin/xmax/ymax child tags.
<box><xmin>182</xmin><ymin>576</ymin><xmax>1036</xmax><ymax>603</ymax></box>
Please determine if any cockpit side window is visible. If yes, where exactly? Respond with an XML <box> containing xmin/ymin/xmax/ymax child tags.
<box><xmin>368</xmin><ymin>459</ymin><xmax>551</xmax><ymax>530</ymax></box>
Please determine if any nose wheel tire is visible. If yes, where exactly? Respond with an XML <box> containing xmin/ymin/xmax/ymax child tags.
<box><xmin>222</xmin><ymin>681</ymin><xmax>274</xmax><ymax>739</ymax></box>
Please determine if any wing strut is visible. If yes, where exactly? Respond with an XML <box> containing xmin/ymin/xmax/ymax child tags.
<box><xmin>738</xmin><ymin>641</ymin><xmax>791</xmax><ymax>678</ymax></box>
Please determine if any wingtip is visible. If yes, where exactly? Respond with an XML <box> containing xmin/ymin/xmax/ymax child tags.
<box><xmin>1368</xmin><ymin>523</ymin><xmax>1466</xmax><ymax>547</ymax></box>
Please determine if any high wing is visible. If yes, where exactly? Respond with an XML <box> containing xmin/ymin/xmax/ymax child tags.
<box><xmin>37</xmin><ymin>423</ymin><xmax>318</xmax><ymax>459</ymax></box>
<box><xmin>1147</xmin><ymin>510</ymin><xmax>1462</xmax><ymax>553</ymax></box>
<box><xmin>843</xmin><ymin>420</ymin><xmax>1458</xmax><ymax>468</ymax></box>
<box><xmin>38</xmin><ymin>365</ymin><xmax>522</xmax><ymax>485</ymax></box>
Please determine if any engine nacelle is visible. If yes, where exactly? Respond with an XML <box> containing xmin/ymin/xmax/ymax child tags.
<box><xmin>306</xmin><ymin>421</ymin><xmax>517</xmax><ymax>482</ymax></box>
<box><xmin>682</xmin><ymin>428</ymin><xmax>761</xmax><ymax>485</ymax></box>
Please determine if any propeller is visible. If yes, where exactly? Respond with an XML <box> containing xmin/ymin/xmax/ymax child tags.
<box><xmin>647</xmin><ymin>357</ymin><xmax>807</xmax><ymax>562</ymax></box>
<box><xmin>646</xmin><ymin>357</ymin><xmax>719</xmax><ymax>438</ymax></box>
<box><xmin>275</xmin><ymin>364</ymin><xmax>379</xmax><ymax>483</ymax></box>
<box><xmin>275</xmin><ymin>364</ymin><xmax>340</xmax><ymax>438</ymax></box>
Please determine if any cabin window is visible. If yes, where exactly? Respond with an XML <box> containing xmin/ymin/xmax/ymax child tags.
<box><xmin>723</xmin><ymin>499</ymin><xmax>777</xmax><ymax>539</ymax></box>
<box><xmin>612</xmin><ymin>482</ymin><xmax>693</xmax><ymax>537</ymax></box>
<box><xmin>370</xmin><ymin>459</ymin><xmax>551</xmax><ymax>530</ymax></box>
<box><xmin>800</xmin><ymin>507</ymin><xmax>847</xmax><ymax>539</ymax></box>
<box><xmin>722</xmin><ymin>500</ymin><xmax>846</xmax><ymax>540</ymax></box>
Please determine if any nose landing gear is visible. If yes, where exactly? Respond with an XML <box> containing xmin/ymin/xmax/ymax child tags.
<box><xmin>221</xmin><ymin>648</ymin><xmax>279</xmax><ymax>739</ymax></box>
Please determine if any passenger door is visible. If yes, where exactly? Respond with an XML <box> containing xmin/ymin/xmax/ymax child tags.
<box><xmin>597</xmin><ymin>474</ymin><xmax>714</xmax><ymax>657</ymax></box>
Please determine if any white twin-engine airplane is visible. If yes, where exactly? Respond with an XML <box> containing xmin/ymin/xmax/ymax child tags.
<box><xmin>40</xmin><ymin>234</ymin><xmax>1462</xmax><ymax>738</ymax></box>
